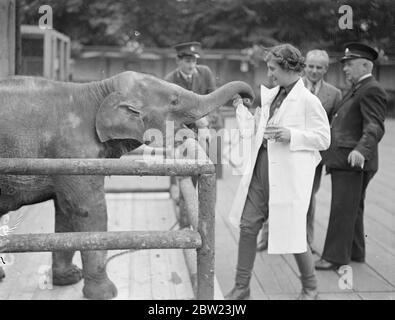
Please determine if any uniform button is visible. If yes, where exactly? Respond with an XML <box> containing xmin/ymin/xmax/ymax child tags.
<box><xmin>334</xmin><ymin>113</ymin><xmax>338</xmax><ymax>118</ymax></box>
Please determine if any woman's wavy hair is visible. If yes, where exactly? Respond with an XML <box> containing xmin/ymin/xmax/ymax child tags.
<box><xmin>265</xmin><ymin>44</ymin><xmax>306</xmax><ymax>72</ymax></box>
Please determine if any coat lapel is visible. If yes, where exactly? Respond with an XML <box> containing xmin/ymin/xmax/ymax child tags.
<box><xmin>334</xmin><ymin>76</ymin><xmax>374</xmax><ymax>114</ymax></box>
<box><xmin>259</xmin><ymin>84</ymin><xmax>279</xmax><ymax>126</ymax></box>
<box><xmin>317</xmin><ymin>82</ymin><xmax>329</xmax><ymax>105</ymax></box>
<box><xmin>271</xmin><ymin>78</ymin><xmax>304</xmax><ymax>123</ymax></box>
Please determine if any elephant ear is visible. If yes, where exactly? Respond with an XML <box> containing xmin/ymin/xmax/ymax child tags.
<box><xmin>96</xmin><ymin>91</ymin><xmax>145</xmax><ymax>143</ymax></box>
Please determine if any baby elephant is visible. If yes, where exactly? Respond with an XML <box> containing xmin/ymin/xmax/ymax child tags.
<box><xmin>0</xmin><ymin>71</ymin><xmax>254</xmax><ymax>299</ymax></box>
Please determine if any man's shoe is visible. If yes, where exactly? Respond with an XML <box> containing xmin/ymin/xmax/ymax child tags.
<box><xmin>224</xmin><ymin>285</ymin><xmax>250</xmax><ymax>300</ymax></box>
<box><xmin>296</xmin><ymin>288</ymin><xmax>318</xmax><ymax>300</ymax></box>
<box><xmin>315</xmin><ymin>259</ymin><xmax>340</xmax><ymax>270</ymax></box>
<box><xmin>351</xmin><ymin>257</ymin><xmax>365</xmax><ymax>263</ymax></box>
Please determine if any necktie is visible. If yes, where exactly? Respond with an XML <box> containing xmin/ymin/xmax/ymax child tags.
<box><xmin>269</xmin><ymin>87</ymin><xmax>286</xmax><ymax>120</ymax></box>
<box><xmin>310</xmin><ymin>83</ymin><xmax>316</xmax><ymax>95</ymax></box>
<box><xmin>186</xmin><ymin>75</ymin><xmax>193</xmax><ymax>90</ymax></box>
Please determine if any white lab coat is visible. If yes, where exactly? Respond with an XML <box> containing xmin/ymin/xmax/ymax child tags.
<box><xmin>229</xmin><ymin>78</ymin><xmax>330</xmax><ymax>254</ymax></box>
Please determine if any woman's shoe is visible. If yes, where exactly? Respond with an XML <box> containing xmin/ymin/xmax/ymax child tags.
<box><xmin>296</xmin><ymin>288</ymin><xmax>318</xmax><ymax>300</ymax></box>
<box><xmin>224</xmin><ymin>285</ymin><xmax>250</xmax><ymax>300</ymax></box>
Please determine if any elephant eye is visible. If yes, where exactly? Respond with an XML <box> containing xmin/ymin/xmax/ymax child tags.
<box><xmin>170</xmin><ymin>96</ymin><xmax>179</xmax><ymax>106</ymax></box>
<box><xmin>127</xmin><ymin>106</ymin><xmax>140</xmax><ymax>115</ymax></box>
<box><xmin>120</xmin><ymin>104</ymin><xmax>140</xmax><ymax>116</ymax></box>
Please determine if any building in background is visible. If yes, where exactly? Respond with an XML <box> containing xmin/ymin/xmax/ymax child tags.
<box><xmin>70</xmin><ymin>45</ymin><xmax>395</xmax><ymax>117</ymax></box>
<box><xmin>21</xmin><ymin>25</ymin><xmax>70</xmax><ymax>81</ymax></box>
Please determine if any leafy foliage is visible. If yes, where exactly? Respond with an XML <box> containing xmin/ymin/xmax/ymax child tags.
<box><xmin>19</xmin><ymin>0</ymin><xmax>395</xmax><ymax>53</ymax></box>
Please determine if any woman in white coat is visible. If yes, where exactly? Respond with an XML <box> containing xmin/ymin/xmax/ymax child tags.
<box><xmin>225</xmin><ymin>44</ymin><xmax>331</xmax><ymax>300</ymax></box>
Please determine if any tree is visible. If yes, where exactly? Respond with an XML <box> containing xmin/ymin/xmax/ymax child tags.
<box><xmin>18</xmin><ymin>0</ymin><xmax>395</xmax><ymax>54</ymax></box>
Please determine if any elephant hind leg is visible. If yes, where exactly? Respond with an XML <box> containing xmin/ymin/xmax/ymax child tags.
<box><xmin>52</xmin><ymin>198</ymin><xmax>82</xmax><ymax>286</ymax></box>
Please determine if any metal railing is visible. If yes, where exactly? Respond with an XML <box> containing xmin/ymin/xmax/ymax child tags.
<box><xmin>0</xmin><ymin>157</ymin><xmax>216</xmax><ymax>300</ymax></box>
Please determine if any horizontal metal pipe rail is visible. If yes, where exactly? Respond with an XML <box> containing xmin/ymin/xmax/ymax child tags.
<box><xmin>105</xmin><ymin>188</ymin><xmax>170</xmax><ymax>194</ymax></box>
<box><xmin>0</xmin><ymin>230</ymin><xmax>201</xmax><ymax>252</ymax></box>
<box><xmin>0</xmin><ymin>158</ymin><xmax>214</xmax><ymax>176</ymax></box>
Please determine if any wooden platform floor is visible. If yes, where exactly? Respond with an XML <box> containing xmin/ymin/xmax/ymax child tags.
<box><xmin>215</xmin><ymin>118</ymin><xmax>395</xmax><ymax>300</ymax></box>
<box><xmin>0</xmin><ymin>176</ymin><xmax>195</xmax><ymax>300</ymax></box>
<box><xmin>2</xmin><ymin>119</ymin><xmax>394</xmax><ymax>300</ymax></box>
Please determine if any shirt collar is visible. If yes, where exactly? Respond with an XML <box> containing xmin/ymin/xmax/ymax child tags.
<box><xmin>179</xmin><ymin>69</ymin><xmax>197</xmax><ymax>80</ymax></box>
<box><xmin>304</xmin><ymin>77</ymin><xmax>323</xmax><ymax>93</ymax></box>
<box><xmin>281</xmin><ymin>78</ymin><xmax>299</xmax><ymax>95</ymax></box>
<box><xmin>357</xmin><ymin>73</ymin><xmax>372</xmax><ymax>83</ymax></box>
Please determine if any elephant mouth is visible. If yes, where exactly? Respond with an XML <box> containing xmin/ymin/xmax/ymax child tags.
<box><xmin>103</xmin><ymin>139</ymin><xmax>143</xmax><ymax>158</ymax></box>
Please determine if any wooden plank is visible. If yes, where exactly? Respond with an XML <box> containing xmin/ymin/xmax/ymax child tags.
<box><xmin>105</xmin><ymin>175</ymin><xmax>170</xmax><ymax>192</ymax></box>
<box><xmin>350</xmin><ymin>262</ymin><xmax>395</xmax><ymax>292</ymax></box>
<box><xmin>255</xmin><ymin>251</ymin><xmax>301</xmax><ymax>294</ymax></box>
<box><xmin>149</xmin><ymin>199</ymin><xmax>194</xmax><ymax>299</ymax></box>
<box><xmin>166</xmin><ymin>247</ymin><xmax>194</xmax><ymax>300</ymax></box>
<box><xmin>317</xmin><ymin>293</ymin><xmax>362</xmax><ymax>300</ymax></box>
<box><xmin>128</xmin><ymin>198</ymin><xmax>152</xmax><ymax>299</ymax></box>
<box><xmin>3</xmin><ymin>202</ymin><xmax>54</xmax><ymax>300</ymax></box>
<box><xmin>268</xmin><ymin>292</ymin><xmax>362</xmax><ymax>300</ymax></box>
<box><xmin>150</xmin><ymin>248</ymin><xmax>174</xmax><ymax>299</ymax></box>
<box><xmin>106</xmin><ymin>195</ymin><xmax>133</xmax><ymax>300</ymax></box>
<box><xmin>0</xmin><ymin>0</ymin><xmax>15</xmax><ymax>77</ymax></box>
<box><xmin>146</xmin><ymin>200</ymin><xmax>174</xmax><ymax>300</ymax></box>
<box><xmin>359</xmin><ymin>292</ymin><xmax>395</xmax><ymax>300</ymax></box>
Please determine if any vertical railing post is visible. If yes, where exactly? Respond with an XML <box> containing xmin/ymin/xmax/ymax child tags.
<box><xmin>197</xmin><ymin>172</ymin><xmax>216</xmax><ymax>300</ymax></box>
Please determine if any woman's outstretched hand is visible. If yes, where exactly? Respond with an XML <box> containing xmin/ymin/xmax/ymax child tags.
<box><xmin>232</xmin><ymin>95</ymin><xmax>252</xmax><ymax>108</ymax></box>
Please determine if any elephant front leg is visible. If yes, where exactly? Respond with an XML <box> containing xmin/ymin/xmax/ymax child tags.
<box><xmin>55</xmin><ymin>176</ymin><xmax>117</xmax><ymax>300</ymax></box>
<box><xmin>52</xmin><ymin>199</ymin><xmax>83</xmax><ymax>286</ymax></box>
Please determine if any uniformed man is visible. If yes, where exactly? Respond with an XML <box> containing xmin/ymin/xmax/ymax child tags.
<box><xmin>165</xmin><ymin>41</ymin><xmax>223</xmax><ymax>179</ymax></box>
<box><xmin>315</xmin><ymin>43</ymin><xmax>387</xmax><ymax>270</ymax></box>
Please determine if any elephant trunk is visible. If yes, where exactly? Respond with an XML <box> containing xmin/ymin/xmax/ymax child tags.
<box><xmin>191</xmin><ymin>81</ymin><xmax>255</xmax><ymax>120</ymax></box>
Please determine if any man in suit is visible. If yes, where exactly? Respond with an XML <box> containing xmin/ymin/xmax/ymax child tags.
<box><xmin>315</xmin><ymin>43</ymin><xmax>387</xmax><ymax>270</ymax></box>
<box><xmin>302</xmin><ymin>50</ymin><xmax>342</xmax><ymax>253</ymax></box>
<box><xmin>256</xmin><ymin>49</ymin><xmax>342</xmax><ymax>252</ymax></box>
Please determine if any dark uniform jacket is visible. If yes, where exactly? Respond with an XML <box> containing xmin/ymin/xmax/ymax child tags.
<box><xmin>164</xmin><ymin>65</ymin><xmax>222</xmax><ymax>129</ymax></box>
<box><xmin>323</xmin><ymin>76</ymin><xmax>387</xmax><ymax>172</ymax></box>
<box><xmin>164</xmin><ymin>64</ymin><xmax>216</xmax><ymax>95</ymax></box>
